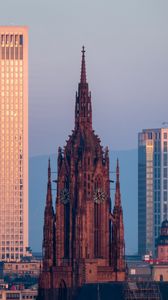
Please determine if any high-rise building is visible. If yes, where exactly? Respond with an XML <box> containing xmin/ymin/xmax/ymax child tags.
<box><xmin>138</xmin><ymin>128</ymin><xmax>168</xmax><ymax>256</ymax></box>
<box><xmin>38</xmin><ymin>48</ymin><xmax>125</xmax><ymax>300</ymax></box>
<box><xmin>0</xmin><ymin>26</ymin><xmax>28</xmax><ymax>261</ymax></box>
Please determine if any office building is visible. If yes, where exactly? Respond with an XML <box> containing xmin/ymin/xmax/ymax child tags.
<box><xmin>0</xmin><ymin>26</ymin><xmax>28</xmax><ymax>261</ymax></box>
<box><xmin>138</xmin><ymin>128</ymin><xmax>168</xmax><ymax>256</ymax></box>
<box><xmin>0</xmin><ymin>288</ymin><xmax>37</xmax><ymax>300</ymax></box>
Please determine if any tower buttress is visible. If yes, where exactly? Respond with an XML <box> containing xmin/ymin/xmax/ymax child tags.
<box><xmin>42</xmin><ymin>159</ymin><xmax>55</xmax><ymax>270</ymax></box>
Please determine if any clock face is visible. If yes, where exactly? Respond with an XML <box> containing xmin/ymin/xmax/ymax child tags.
<box><xmin>93</xmin><ymin>188</ymin><xmax>105</xmax><ymax>204</ymax></box>
<box><xmin>60</xmin><ymin>188</ymin><xmax>70</xmax><ymax>205</ymax></box>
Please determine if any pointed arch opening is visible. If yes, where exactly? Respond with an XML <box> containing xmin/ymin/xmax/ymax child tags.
<box><xmin>58</xmin><ymin>280</ymin><xmax>67</xmax><ymax>300</ymax></box>
<box><xmin>94</xmin><ymin>175</ymin><xmax>103</xmax><ymax>258</ymax></box>
<box><xmin>64</xmin><ymin>201</ymin><xmax>70</xmax><ymax>258</ymax></box>
<box><xmin>63</xmin><ymin>179</ymin><xmax>70</xmax><ymax>259</ymax></box>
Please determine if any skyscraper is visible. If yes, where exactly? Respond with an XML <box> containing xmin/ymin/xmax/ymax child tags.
<box><xmin>138</xmin><ymin>128</ymin><xmax>168</xmax><ymax>256</ymax></box>
<box><xmin>0</xmin><ymin>27</ymin><xmax>28</xmax><ymax>261</ymax></box>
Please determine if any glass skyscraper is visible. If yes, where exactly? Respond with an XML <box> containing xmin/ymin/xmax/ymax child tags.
<box><xmin>0</xmin><ymin>27</ymin><xmax>28</xmax><ymax>261</ymax></box>
<box><xmin>138</xmin><ymin>128</ymin><xmax>168</xmax><ymax>257</ymax></box>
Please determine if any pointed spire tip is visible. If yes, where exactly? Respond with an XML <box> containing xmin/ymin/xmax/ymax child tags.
<box><xmin>80</xmin><ymin>45</ymin><xmax>87</xmax><ymax>84</ymax></box>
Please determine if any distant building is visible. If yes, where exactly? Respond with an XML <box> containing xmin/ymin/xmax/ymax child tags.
<box><xmin>0</xmin><ymin>27</ymin><xmax>28</xmax><ymax>261</ymax></box>
<box><xmin>2</xmin><ymin>260</ymin><xmax>41</xmax><ymax>278</ymax></box>
<box><xmin>0</xmin><ymin>287</ymin><xmax>37</xmax><ymax>299</ymax></box>
<box><xmin>157</xmin><ymin>219</ymin><xmax>168</xmax><ymax>261</ymax></box>
<box><xmin>152</xmin><ymin>220</ymin><xmax>168</xmax><ymax>282</ymax></box>
<box><xmin>138</xmin><ymin>128</ymin><xmax>168</xmax><ymax>256</ymax></box>
<box><xmin>126</xmin><ymin>255</ymin><xmax>152</xmax><ymax>281</ymax></box>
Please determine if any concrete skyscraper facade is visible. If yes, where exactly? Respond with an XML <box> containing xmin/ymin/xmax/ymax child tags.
<box><xmin>138</xmin><ymin>128</ymin><xmax>168</xmax><ymax>257</ymax></box>
<box><xmin>0</xmin><ymin>26</ymin><xmax>28</xmax><ymax>261</ymax></box>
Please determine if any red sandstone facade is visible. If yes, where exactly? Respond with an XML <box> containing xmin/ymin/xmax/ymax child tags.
<box><xmin>38</xmin><ymin>48</ymin><xmax>126</xmax><ymax>300</ymax></box>
<box><xmin>157</xmin><ymin>220</ymin><xmax>168</xmax><ymax>261</ymax></box>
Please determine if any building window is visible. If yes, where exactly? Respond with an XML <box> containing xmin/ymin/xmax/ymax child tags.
<box><xmin>164</xmin><ymin>180</ymin><xmax>167</xmax><ymax>190</ymax></box>
<box><xmin>164</xmin><ymin>191</ymin><xmax>167</xmax><ymax>202</ymax></box>
<box><xmin>164</xmin><ymin>154</ymin><xmax>167</xmax><ymax>166</ymax></box>
<box><xmin>164</xmin><ymin>141</ymin><xmax>167</xmax><ymax>152</ymax></box>
<box><xmin>19</xmin><ymin>35</ymin><xmax>23</xmax><ymax>45</ymax></box>
<box><xmin>164</xmin><ymin>203</ymin><xmax>167</xmax><ymax>213</ymax></box>
<box><xmin>164</xmin><ymin>168</ymin><xmax>167</xmax><ymax>178</ymax></box>
<box><xmin>160</xmin><ymin>274</ymin><xmax>163</xmax><ymax>281</ymax></box>
<box><xmin>148</xmin><ymin>132</ymin><xmax>153</xmax><ymax>139</ymax></box>
<box><xmin>164</xmin><ymin>132</ymin><xmax>167</xmax><ymax>139</ymax></box>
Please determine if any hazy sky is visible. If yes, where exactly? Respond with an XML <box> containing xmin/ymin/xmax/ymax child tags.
<box><xmin>1</xmin><ymin>0</ymin><xmax>168</xmax><ymax>156</ymax></box>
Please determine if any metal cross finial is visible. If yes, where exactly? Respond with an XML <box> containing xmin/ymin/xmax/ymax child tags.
<box><xmin>82</xmin><ymin>46</ymin><xmax>85</xmax><ymax>55</ymax></box>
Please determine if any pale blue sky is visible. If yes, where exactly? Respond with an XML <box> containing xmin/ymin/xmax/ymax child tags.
<box><xmin>1</xmin><ymin>0</ymin><xmax>168</xmax><ymax>155</ymax></box>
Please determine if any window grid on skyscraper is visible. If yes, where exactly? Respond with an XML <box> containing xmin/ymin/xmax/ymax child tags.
<box><xmin>138</xmin><ymin>128</ymin><xmax>168</xmax><ymax>257</ymax></box>
<box><xmin>0</xmin><ymin>27</ymin><xmax>28</xmax><ymax>261</ymax></box>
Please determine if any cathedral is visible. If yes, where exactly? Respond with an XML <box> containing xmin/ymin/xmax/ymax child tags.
<box><xmin>38</xmin><ymin>47</ymin><xmax>126</xmax><ymax>300</ymax></box>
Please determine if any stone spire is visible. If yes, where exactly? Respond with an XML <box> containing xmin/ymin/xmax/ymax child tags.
<box><xmin>75</xmin><ymin>46</ymin><xmax>92</xmax><ymax>130</ymax></box>
<box><xmin>112</xmin><ymin>159</ymin><xmax>125</xmax><ymax>276</ymax></box>
<box><xmin>115</xmin><ymin>159</ymin><xmax>121</xmax><ymax>207</ymax></box>
<box><xmin>42</xmin><ymin>159</ymin><xmax>55</xmax><ymax>270</ymax></box>
<box><xmin>46</xmin><ymin>158</ymin><xmax>52</xmax><ymax>205</ymax></box>
<box><xmin>80</xmin><ymin>46</ymin><xmax>87</xmax><ymax>84</ymax></box>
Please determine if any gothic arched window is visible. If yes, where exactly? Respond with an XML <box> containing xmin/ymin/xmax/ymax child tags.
<box><xmin>58</xmin><ymin>280</ymin><xmax>67</xmax><ymax>300</ymax></box>
<box><xmin>60</xmin><ymin>179</ymin><xmax>70</xmax><ymax>259</ymax></box>
<box><xmin>94</xmin><ymin>175</ymin><xmax>103</xmax><ymax>258</ymax></box>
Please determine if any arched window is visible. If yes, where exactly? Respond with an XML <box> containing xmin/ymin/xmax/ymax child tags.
<box><xmin>64</xmin><ymin>180</ymin><xmax>70</xmax><ymax>258</ymax></box>
<box><xmin>60</xmin><ymin>179</ymin><xmax>70</xmax><ymax>259</ymax></box>
<box><xmin>94</xmin><ymin>175</ymin><xmax>103</xmax><ymax>258</ymax></box>
<box><xmin>160</xmin><ymin>274</ymin><xmax>163</xmax><ymax>281</ymax></box>
<box><xmin>58</xmin><ymin>280</ymin><xmax>67</xmax><ymax>300</ymax></box>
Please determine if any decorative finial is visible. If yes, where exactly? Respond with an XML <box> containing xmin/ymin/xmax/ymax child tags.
<box><xmin>82</xmin><ymin>45</ymin><xmax>85</xmax><ymax>56</ymax></box>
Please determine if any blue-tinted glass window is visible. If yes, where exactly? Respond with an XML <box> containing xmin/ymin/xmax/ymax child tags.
<box><xmin>19</xmin><ymin>35</ymin><xmax>23</xmax><ymax>45</ymax></box>
<box><xmin>164</xmin><ymin>154</ymin><xmax>167</xmax><ymax>166</ymax></box>
<box><xmin>154</xmin><ymin>204</ymin><xmax>157</xmax><ymax>213</ymax></box>
<box><xmin>164</xmin><ymin>141</ymin><xmax>167</xmax><ymax>152</ymax></box>
<box><xmin>164</xmin><ymin>203</ymin><xmax>167</xmax><ymax>213</ymax></box>
<box><xmin>164</xmin><ymin>191</ymin><xmax>167</xmax><ymax>202</ymax></box>
<box><xmin>164</xmin><ymin>168</ymin><xmax>167</xmax><ymax>178</ymax></box>
<box><xmin>164</xmin><ymin>179</ymin><xmax>167</xmax><ymax>190</ymax></box>
<box><xmin>148</xmin><ymin>132</ymin><xmax>153</xmax><ymax>139</ymax></box>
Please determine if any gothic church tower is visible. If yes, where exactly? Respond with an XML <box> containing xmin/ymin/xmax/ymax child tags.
<box><xmin>38</xmin><ymin>48</ymin><xmax>125</xmax><ymax>300</ymax></box>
